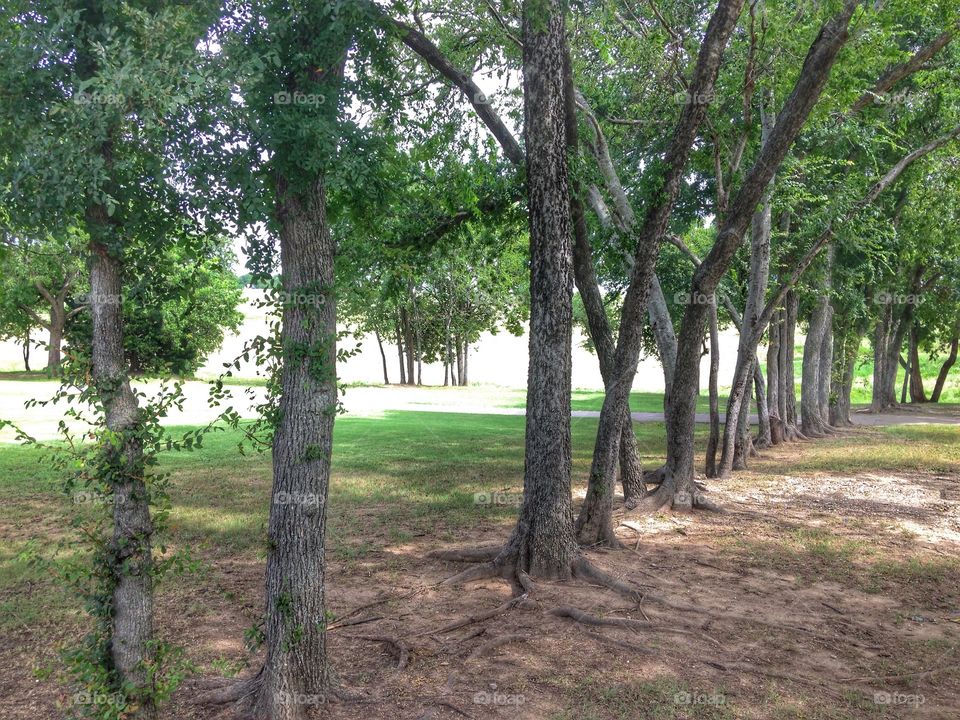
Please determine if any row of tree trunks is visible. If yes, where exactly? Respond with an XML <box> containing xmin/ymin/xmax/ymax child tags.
<box><xmin>575</xmin><ymin>0</ymin><xmax>747</xmax><ymax>542</ymax></box>
<box><xmin>800</xmin><ymin>248</ymin><xmax>834</xmax><ymax>436</ymax></box>
<box><xmin>717</xmin><ymin>98</ymin><xmax>775</xmax><ymax>477</ymax></box>
<box><xmin>871</xmin><ymin>266</ymin><xmax>923</xmax><ymax>410</ymax></box>
<box><xmin>657</xmin><ymin>2</ymin><xmax>858</xmax><ymax>511</ymax></box>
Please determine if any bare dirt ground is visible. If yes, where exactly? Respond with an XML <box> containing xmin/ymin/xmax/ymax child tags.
<box><xmin>5</xmin><ymin>426</ymin><xmax>958</xmax><ymax>720</ymax></box>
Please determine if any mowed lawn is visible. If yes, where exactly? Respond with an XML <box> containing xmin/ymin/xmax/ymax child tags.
<box><xmin>1</xmin><ymin>411</ymin><xmax>960</xmax><ymax>719</ymax></box>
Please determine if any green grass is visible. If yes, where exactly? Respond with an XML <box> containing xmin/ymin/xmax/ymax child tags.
<box><xmin>0</xmin><ymin>370</ymin><xmax>59</xmax><ymax>381</ymax></box>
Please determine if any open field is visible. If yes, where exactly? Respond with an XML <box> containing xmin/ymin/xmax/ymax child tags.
<box><xmin>1</xmin><ymin>408</ymin><xmax>958</xmax><ymax>719</ymax></box>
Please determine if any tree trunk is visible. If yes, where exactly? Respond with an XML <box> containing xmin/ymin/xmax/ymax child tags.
<box><xmin>87</xmin><ymin>207</ymin><xmax>155</xmax><ymax>717</ymax></box>
<box><xmin>829</xmin><ymin>313</ymin><xmax>864</xmax><ymax>426</ymax></box>
<box><xmin>784</xmin><ymin>290</ymin><xmax>801</xmax><ymax>437</ymax></box>
<box><xmin>46</xmin><ymin>304</ymin><xmax>65</xmax><ymax>375</ymax></box>
<box><xmin>931</xmin><ymin>334</ymin><xmax>958</xmax><ymax>402</ymax></box>
<box><xmin>719</xmin><ymin>99</ymin><xmax>775</xmax><ymax>475</ymax></box>
<box><xmin>500</xmin><ymin>0</ymin><xmax>579</xmax><ymax>577</ymax></box>
<box><xmin>767</xmin><ymin>308</ymin><xmax>784</xmax><ymax>443</ymax></box>
<box><xmin>754</xmin><ymin>363</ymin><xmax>771</xmax><ymax>447</ymax></box>
<box><xmin>732</xmin><ymin>359</ymin><xmax>754</xmax><ymax>469</ymax></box>
<box><xmin>252</xmin><ymin>175</ymin><xmax>335</xmax><ymax>718</ymax></box>
<box><xmin>658</xmin><ymin>2</ymin><xmax>855</xmax><ymax>510</ymax></box>
<box><xmin>908</xmin><ymin>323</ymin><xmax>926</xmax><ymax>402</ymax></box>
<box><xmin>22</xmin><ymin>330</ymin><xmax>31</xmax><ymax>372</ymax></box>
<box><xmin>801</xmin><ymin>295</ymin><xmax>831</xmax><ymax>436</ymax></box>
<box><xmin>400</xmin><ymin>306</ymin><xmax>415</xmax><ymax>385</ymax></box>
<box><xmin>443</xmin><ymin>315</ymin><xmax>453</xmax><ymax>386</ymax></box>
<box><xmin>817</xmin><ymin>298</ymin><xmax>834</xmax><ymax>422</ymax></box>
<box><xmin>375</xmin><ymin>329</ymin><xmax>389</xmax><ymax>384</ymax></box>
<box><xmin>576</xmin><ymin>0</ymin><xmax>746</xmax><ymax>531</ymax></box>
<box><xmin>565</xmin><ymin>71</ymin><xmax>645</xmax><ymax>508</ymax></box>
<box><xmin>705</xmin><ymin>298</ymin><xmax>721</xmax><ymax>477</ymax></box>
<box><xmin>396</xmin><ymin>319</ymin><xmax>406</xmax><ymax>385</ymax></box>
<box><xmin>461</xmin><ymin>340</ymin><xmax>468</xmax><ymax>386</ymax></box>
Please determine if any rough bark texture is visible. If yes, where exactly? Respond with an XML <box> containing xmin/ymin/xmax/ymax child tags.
<box><xmin>252</xmin><ymin>176</ymin><xmax>336</xmax><ymax>719</ymax></box>
<box><xmin>767</xmin><ymin>308</ymin><xmax>783</xmax><ymax>442</ymax></box>
<box><xmin>719</xmin><ymin>99</ymin><xmax>775</xmax><ymax>476</ymax></box>
<box><xmin>931</xmin><ymin>333</ymin><xmax>959</xmax><ymax>402</ymax></box>
<box><xmin>656</xmin><ymin>3</ymin><xmax>857</xmax><ymax>510</ymax></box>
<box><xmin>564</xmin><ymin>53</ymin><xmax>644</xmax><ymax>508</ymax></box>
<box><xmin>87</xmin><ymin>206</ymin><xmax>155</xmax><ymax>718</ymax></box>
<box><xmin>576</xmin><ymin>0</ymin><xmax>744</xmax><ymax>535</ymax></box>
<box><xmin>908</xmin><ymin>324</ymin><xmax>927</xmax><ymax>402</ymax></box>
<box><xmin>705</xmin><ymin>299</ymin><xmax>721</xmax><ymax>478</ymax></box>
<box><xmin>801</xmin><ymin>294</ymin><xmax>832</xmax><ymax>436</ymax></box>
<box><xmin>499</xmin><ymin>0</ymin><xmax>579</xmax><ymax>578</ymax></box>
<box><xmin>754</xmin><ymin>364</ymin><xmax>772</xmax><ymax>447</ymax></box>
<box><xmin>784</xmin><ymin>291</ymin><xmax>801</xmax><ymax>436</ymax></box>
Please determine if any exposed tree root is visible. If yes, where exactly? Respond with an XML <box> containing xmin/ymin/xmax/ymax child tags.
<box><xmin>194</xmin><ymin>669</ymin><xmax>262</xmax><ymax>705</ymax></box>
<box><xmin>571</xmin><ymin>556</ymin><xmax>641</xmax><ymax>602</ymax></box>
<box><xmin>428</xmin><ymin>546</ymin><xmax>502</xmax><ymax>563</ymax></box>
<box><xmin>346</xmin><ymin>634</ymin><xmax>411</xmax><ymax>670</ymax></box>
<box><xmin>415</xmin><ymin>595</ymin><xmax>533</xmax><ymax>637</ymax></box>
<box><xmin>466</xmin><ymin>633</ymin><xmax>528</xmax><ymax>661</ymax></box>
<box><xmin>547</xmin><ymin>605</ymin><xmax>721</xmax><ymax>647</ymax></box>
<box><xmin>635</xmin><ymin>471</ymin><xmax>725</xmax><ymax>514</ymax></box>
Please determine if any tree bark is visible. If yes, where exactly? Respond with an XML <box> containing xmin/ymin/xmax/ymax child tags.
<box><xmin>576</xmin><ymin>0</ymin><xmax>745</xmax><ymax>536</ymax></box>
<box><xmin>719</xmin><ymin>97</ymin><xmax>775</xmax><ymax>476</ymax></box>
<box><xmin>564</xmin><ymin>54</ymin><xmax>645</xmax><ymax>508</ymax></box>
<box><xmin>767</xmin><ymin>308</ymin><xmax>783</xmax><ymax>442</ymax></box>
<box><xmin>396</xmin><ymin>318</ymin><xmax>406</xmax><ymax>385</ymax></box>
<box><xmin>931</xmin><ymin>333</ymin><xmax>958</xmax><ymax>402</ymax></box>
<box><xmin>498</xmin><ymin>0</ymin><xmax>579</xmax><ymax>577</ymax></box>
<box><xmin>658</xmin><ymin>4</ymin><xmax>857</xmax><ymax>510</ymax></box>
<box><xmin>908</xmin><ymin>323</ymin><xmax>927</xmax><ymax>402</ymax></box>
<box><xmin>86</xmin><ymin>206</ymin><xmax>155</xmax><ymax>718</ymax></box>
<box><xmin>705</xmin><ymin>299</ymin><xmax>721</xmax><ymax>477</ymax></box>
<box><xmin>252</xmin><ymin>175</ymin><xmax>335</xmax><ymax>718</ymax></box>
<box><xmin>784</xmin><ymin>290</ymin><xmax>801</xmax><ymax>437</ymax></box>
<box><xmin>801</xmin><ymin>295</ymin><xmax>831</xmax><ymax>435</ymax></box>
<box><xmin>375</xmin><ymin>329</ymin><xmax>389</xmax><ymax>384</ymax></box>
<box><xmin>22</xmin><ymin>330</ymin><xmax>31</xmax><ymax>372</ymax></box>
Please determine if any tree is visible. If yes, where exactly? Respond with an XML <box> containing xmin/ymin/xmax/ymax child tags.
<box><xmin>0</xmin><ymin>1</ymin><xmax>222</xmax><ymax>713</ymax></box>
<box><xmin>0</xmin><ymin>232</ymin><xmax>86</xmax><ymax>373</ymax></box>
<box><xmin>67</xmin><ymin>235</ymin><xmax>243</xmax><ymax>377</ymax></box>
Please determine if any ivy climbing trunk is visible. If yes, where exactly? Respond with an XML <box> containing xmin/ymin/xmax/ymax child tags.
<box><xmin>253</xmin><ymin>176</ymin><xmax>335</xmax><ymax>719</ymax></box>
<box><xmin>87</xmin><ymin>206</ymin><xmax>156</xmax><ymax>718</ymax></box>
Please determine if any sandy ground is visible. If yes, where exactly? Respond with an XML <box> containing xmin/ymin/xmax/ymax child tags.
<box><xmin>3</xmin><ymin>437</ymin><xmax>957</xmax><ymax>719</ymax></box>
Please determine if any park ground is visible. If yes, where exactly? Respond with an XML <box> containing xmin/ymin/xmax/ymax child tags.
<box><xmin>0</xmin><ymin>388</ymin><xmax>958</xmax><ymax>719</ymax></box>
